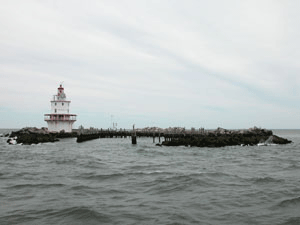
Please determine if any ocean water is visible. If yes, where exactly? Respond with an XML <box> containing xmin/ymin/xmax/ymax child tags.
<box><xmin>0</xmin><ymin>129</ymin><xmax>300</xmax><ymax>225</ymax></box>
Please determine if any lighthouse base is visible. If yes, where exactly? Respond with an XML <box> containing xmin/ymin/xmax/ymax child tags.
<box><xmin>46</xmin><ymin>121</ymin><xmax>75</xmax><ymax>133</ymax></box>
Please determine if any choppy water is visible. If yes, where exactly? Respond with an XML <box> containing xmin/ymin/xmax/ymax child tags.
<box><xmin>0</xmin><ymin>129</ymin><xmax>300</xmax><ymax>225</ymax></box>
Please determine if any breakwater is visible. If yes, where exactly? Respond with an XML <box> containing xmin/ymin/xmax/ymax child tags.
<box><xmin>76</xmin><ymin>127</ymin><xmax>291</xmax><ymax>147</ymax></box>
<box><xmin>7</xmin><ymin>127</ymin><xmax>77</xmax><ymax>145</ymax></box>
<box><xmin>7</xmin><ymin>127</ymin><xmax>292</xmax><ymax>147</ymax></box>
<box><xmin>162</xmin><ymin>128</ymin><xmax>291</xmax><ymax>147</ymax></box>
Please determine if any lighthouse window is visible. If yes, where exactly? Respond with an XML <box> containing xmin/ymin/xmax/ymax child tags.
<box><xmin>55</xmin><ymin>109</ymin><xmax>57</xmax><ymax>113</ymax></box>
<box><xmin>55</xmin><ymin>103</ymin><xmax>57</xmax><ymax>106</ymax></box>
<box><xmin>62</xmin><ymin>103</ymin><xmax>64</xmax><ymax>106</ymax></box>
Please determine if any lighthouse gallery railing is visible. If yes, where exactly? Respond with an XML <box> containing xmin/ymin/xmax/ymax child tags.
<box><xmin>44</xmin><ymin>114</ymin><xmax>77</xmax><ymax>121</ymax></box>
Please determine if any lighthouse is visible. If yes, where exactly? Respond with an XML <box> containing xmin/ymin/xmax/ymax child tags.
<box><xmin>44</xmin><ymin>84</ymin><xmax>77</xmax><ymax>133</ymax></box>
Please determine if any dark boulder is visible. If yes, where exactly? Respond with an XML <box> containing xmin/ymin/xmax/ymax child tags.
<box><xmin>8</xmin><ymin>127</ymin><xmax>59</xmax><ymax>145</ymax></box>
<box><xmin>161</xmin><ymin>127</ymin><xmax>291</xmax><ymax>148</ymax></box>
<box><xmin>271</xmin><ymin>135</ymin><xmax>292</xmax><ymax>145</ymax></box>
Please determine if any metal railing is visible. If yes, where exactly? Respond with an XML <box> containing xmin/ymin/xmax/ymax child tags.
<box><xmin>44</xmin><ymin>114</ymin><xmax>76</xmax><ymax>121</ymax></box>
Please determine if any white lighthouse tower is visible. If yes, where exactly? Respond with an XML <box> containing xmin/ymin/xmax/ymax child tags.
<box><xmin>44</xmin><ymin>84</ymin><xmax>77</xmax><ymax>133</ymax></box>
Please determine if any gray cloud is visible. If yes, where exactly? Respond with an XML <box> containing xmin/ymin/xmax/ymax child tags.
<box><xmin>1</xmin><ymin>0</ymin><xmax>299</xmax><ymax>128</ymax></box>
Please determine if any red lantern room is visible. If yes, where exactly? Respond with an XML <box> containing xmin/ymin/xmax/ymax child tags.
<box><xmin>58</xmin><ymin>84</ymin><xmax>64</xmax><ymax>95</ymax></box>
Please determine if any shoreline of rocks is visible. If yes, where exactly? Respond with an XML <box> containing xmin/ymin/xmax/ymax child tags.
<box><xmin>5</xmin><ymin>127</ymin><xmax>292</xmax><ymax>147</ymax></box>
<box><xmin>161</xmin><ymin>128</ymin><xmax>291</xmax><ymax>147</ymax></box>
<box><xmin>6</xmin><ymin>127</ymin><xmax>77</xmax><ymax>145</ymax></box>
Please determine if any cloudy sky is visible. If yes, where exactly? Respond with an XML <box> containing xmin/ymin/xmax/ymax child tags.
<box><xmin>1</xmin><ymin>0</ymin><xmax>300</xmax><ymax>129</ymax></box>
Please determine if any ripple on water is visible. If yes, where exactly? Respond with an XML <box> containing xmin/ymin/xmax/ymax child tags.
<box><xmin>0</xmin><ymin>207</ymin><xmax>112</xmax><ymax>225</ymax></box>
<box><xmin>0</xmin><ymin>130</ymin><xmax>299</xmax><ymax>225</ymax></box>
<box><xmin>5</xmin><ymin>183</ymin><xmax>66</xmax><ymax>190</ymax></box>
<box><xmin>251</xmin><ymin>176</ymin><xmax>285</xmax><ymax>184</ymax></box>
<box><xmin>78</xmin><ymin>172</ymin><xmax>125</xmax><ymax>181</ymax></box>
<box><xmin>276</xmin><ymin>196</ymin><xmax>300</xmax><ymax>208</ymax></box>
<box><xmin>142</xmin><ymin>173</ymin><xmax>221</xmax><ymax>195</ymax></box>
<box><xmin>278</xmin><ymin>217</ymin><xmax>300</xmax><ymax>225</ymax></box>
<box><xmin>45</xmin><ymin>206</ymin><xmax>112</xmax><ymax>224</ymax></box>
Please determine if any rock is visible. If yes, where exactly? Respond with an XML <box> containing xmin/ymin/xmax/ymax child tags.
<box><xmin>56</xmin><ymin>131</ymin><xmax>77</xmax><ymax>138</ymax></box>
<box><xmin>271</xmin><ymin>135</ymin><xmax>292</xmax><ymax>145</ymax></box>
<box><xmin>161</xmin><ymin>127</ymin><xmax>291</xmax><ymax>148</ymax></box>
<box><xmin>0</xmin><ymin>133</ymin><xmax>10</xmax><ymax>137</ymax></box>
<box><xmin>8</xmin><ymin>127</ymin><xmax>59</xmax><ymax>145</ymax></box>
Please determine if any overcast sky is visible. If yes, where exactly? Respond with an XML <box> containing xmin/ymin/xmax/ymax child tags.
<box><xmin>1</xmin><ymin>0</ymin><xmax>300</xmax><ymax>129</ymax></box>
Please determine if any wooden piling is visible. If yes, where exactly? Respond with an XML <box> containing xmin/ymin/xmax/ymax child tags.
<box><xmin>132</xmin><ymin>135</ymin><xmax>137</xmax><ymax>144</ymax></box>
<box><xmin>132</xmin><ymin>124</ymin><xmax>137</xmax><ymax>144</ymax></box>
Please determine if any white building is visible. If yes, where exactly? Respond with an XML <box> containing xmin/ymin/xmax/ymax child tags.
<box><xmin>44</xmin><ymin>84</ymin><xmax>77</xmax><ymax>132</ymax></box>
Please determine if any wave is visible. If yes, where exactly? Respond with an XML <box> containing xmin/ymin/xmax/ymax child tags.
<box><xmin>127</xmin><ymin>163</ymin><xmax>169</xmax><ymax>170</ymax></box>
<box><xmin>81</xmin><ymin>172</ymin><xmax>125</xmax><ymax>181</ymax></box>
<box><xmin>6</xmin><ymin>183</ymin><xmax>65</xmax><ymax>189</ymax></box>
<box><xmin>252</xmin><ymin>176</ymin><xmax>284</xmax><ymax>184</ymax></box>
<box><xmin>0</xmin><ymin>171</ymin><xmax>43</xmax><ymax>181</ymax></box>
<box><xmin>136</xmin><ymin>148</ymin><xmax>148</xmax><ymax>153</ymax></box>
<box><xmin>67</xmin><ymin>184</ymin><xmax>124</xmax><ymax>195</ymax></box>
<box><xmin>45</xmin><ymin>206</ymin><xmax>112</xmax><ymax>224</ymax></box>
<box><xmin>285</xmin><ymin>163</ymin><xmax>300</xmax><ymax>170</ymax></box>
<box><xmin>51</xmin><ymin>156</ymin><xmax>105</xmax><ymax>167</ymax></box>
<box><xmin>79</xmin><ymin>170</ymin><xmax>175</xmax><ymax>181</ymax></box>
<box><xmin>139</xmin><ymin>171</ymin><xmax>250</xmax><ymax>195</ymax></box>
<box><xmin>278</xmin><ymin>217</ymin><xmax>300</xmax><ymax>225</ymax></box>
<box><xmin>53</xmin><ymin>158</ymin><xmax>77</xmax><ymax>165</ymax></box>
<box><xmin>276</xmin><ymin>196</ymin><xmax>300</xmax><ymax>208</ymax></box>
<box><xmin>69</xmin><ymin>185</ymin><xmax>94</xmax><ymax>191</ymax></box>
<box><xmin>136</xmin><ymin>148</ymin><xmax>170</xmax><ymax>156</ymax></box>
<box><xmin>79</xmin><ymin>170</ymin><xmax>234</xmax><ymax>183</ymax></box>
<box><xmin>80</xmin><ymin>161</ymin><xmax>106</xmax><ymax>169</ymax></box>
<box><xmin>134</xmin><ymin>170</ymin><xmax>168</xmax><ymax>175</ymax></box>
<box><xmin>0</xmin><ymin>213</ymin><xmax>36</xmax><ymax>225</ymax></box>
<box><xmin>1</xmin><ymin>207</ymin><xmax>112</xmax><ymax>225</ymax></box>
<box><xmin>143</xmin><ymin>174</ymin><xmax>215</xmax><ymax>194</ymax></box>
<box><xmin>203</xmin><ymin>171</ymin><xmax>238</xmax><ymax>178</ymax></box>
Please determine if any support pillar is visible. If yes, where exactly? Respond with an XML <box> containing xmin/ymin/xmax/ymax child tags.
<box><xmin>132</xmin><ymin>135</ymin><xmax>137</xmax><ymax>144</ymax></box>
<box><xmin>132</xmin><ymin>124</ymin><xmax>137</xmax><ymax>144</ymax></box>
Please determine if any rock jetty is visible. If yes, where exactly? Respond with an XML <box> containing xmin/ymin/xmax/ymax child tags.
<box><xmin>7</xmin><ymin>127</ymin><xmax>76</xmax><ymax>145</ymax></box>
<box><xmin>7</xmin><ymin>127</ymin><xmax>58</xmax><ymax>145</ymax></box>
<box><xmin>6</xmin><ymin>126</ymin><xmax>292</xmax><ymax>147</ymax></box>
<box><xmin>161</xmin><ymin>127</ymin><xmax>291</xmax><ymax>147</ymax></box>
